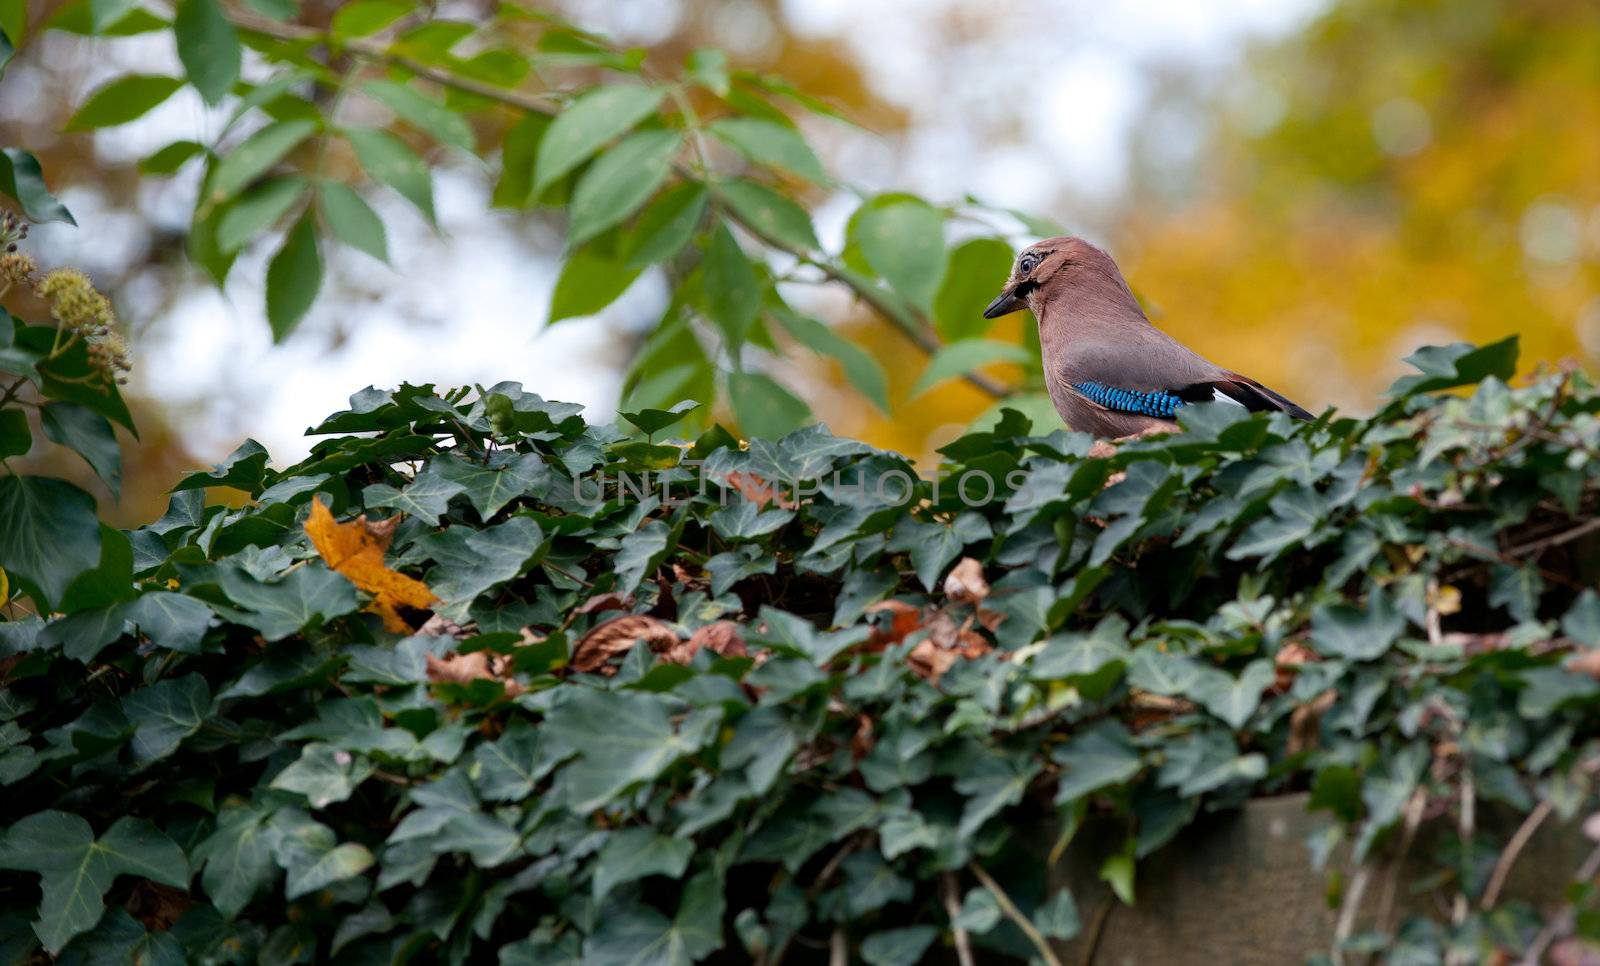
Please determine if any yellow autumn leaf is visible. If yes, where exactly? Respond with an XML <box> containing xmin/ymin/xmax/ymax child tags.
<box><xmin>304</xmin><ymin>497</ymin><xmax>435</xmax><ymax>633</ymax></box>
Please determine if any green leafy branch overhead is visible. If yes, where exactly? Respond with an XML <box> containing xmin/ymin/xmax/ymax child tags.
<box><xmin>4</xmin><ymin>0</ymin><xmax>1054</xmax><ymax>437</ymax></box>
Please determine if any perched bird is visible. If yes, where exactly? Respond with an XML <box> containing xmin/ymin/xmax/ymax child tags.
<box><xmin>983</xmin><ymin>236</ymin><xmax>1313</xmax><ymax>438</ymax></box>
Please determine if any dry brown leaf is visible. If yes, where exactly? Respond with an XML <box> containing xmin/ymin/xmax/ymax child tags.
<box><xmin>571</xmin><ymin>614</ymin><xmax>679</xmax><ymax>673</ymax></box>
<box><xmin>574</xmin><ymin>592</ymin><xmax>631</xmax><ymax>616</ymax></box>
<box><xmin>662</xmin><ymin>620</ymin><xmax>748</xmax><ymax>665</ymax></box>
<box><xmin>907</xmin><ymin>638</ymin><xmax>959</xmax><ymax>683</ymax></box>
<box><xmin>1550</xmin><ymin>938</ymin><xmax>1600</xmax><ymax>966</ymax></box>
<box><xmin>1571</xmin><ymin>650</ymin><xmax>1600</xmax><ymax>680</ymax></box>
<box><xmin>943</xmin><ymin>557</ymin><xmax>990</xmax><ymax>605</ymax></box>
<box><xmin>1087</xmin><ymin>439</ymin><xmax>1119</xmax><ymax>460</ymax></box>
<box><xmin>1287</xmin><ymin>689</ymin><xmax>1337</xmax><ymax>756</ymax></box>
<box><xmin>851</xmin><ymin>713</ymin><xmax>876</xmax><ymax>760</ymax></box>
<box><xmin>1272</xmin><ymin>640</ymin><xmax>1320</xmax><ymax>693</ymax></box>
<box><xmin>418</xmin><ymin>613</ymin><xmax>470</xmax><ymax>639</ymax></box>
<box><xmin>425</xmin><ymin>649</ymin><xmax>524</xmax><ymax>696</ymax></box>
<box><xmin>305</xmin><ymin>497</ymin><xmax>436</xmax><ymax>634</ymax></box>
<box><xmin>907</xmin><ymin>612</ymin><xmax>992</xmax><ymax>684</ymax></box>
<box><xmin>865</xmin><ymin>600</ymin><xmax>923</xmax><ymax>651</ymax></box>
<box><xmin>125</xmin><ymin>880</ymin><xmax>192</xmax><ymax>931</ymax></box>
<box><xmin>724</xmin><ymin>470</ymin><xmax>798</xmax><ymax>509</ymax></box>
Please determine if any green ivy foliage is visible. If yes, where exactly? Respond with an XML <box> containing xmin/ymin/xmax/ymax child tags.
<box><xmin>2</xmin><ymin>335</ymin><xmax>1600</xmax><ymax>962</ymax></box>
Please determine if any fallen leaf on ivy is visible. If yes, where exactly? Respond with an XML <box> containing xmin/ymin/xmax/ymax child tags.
<box><xmin>571</xmin><ymin>614</ymin><xmax>679</xmax><ymax>673</ymax></box>
<box><xmin>865</xmin><ymin>600</ymin><xmax>922</xmax><ymax>651</ymax></box>
<box><xmin>852</xmin><ymin>713</ymin><xmax>875</xmax><ymax>759</ymax></box>
<box><xmin>305</xmin><ymin>497</ymin><xmax>435</xmax><ymax>633</ymax></box>
<box><xmin>1286</xmin><ymin>689</ymin><xmax>1336</xmax><ymax>756</ymax></box>
<box><xmin>1568</xmin><ymin>648</ymin><xmax>1600</xmax><ymax>680</ymax></box>
<box><xmin>1272</xmin><ymin>640</ymin><xmax>1320</xmax><ymax>693</ymax></box>
<box><xmin>574</xmin><ymin>592</ymin><xmax>631</xmax><ymax>616</ymax></box>
<box><xmin>418</xmin><ymin>613</ymin><xmax>470</xmax><ymax>639</ymax></box>
<box><xmin>908</xmin><ymin>612</ymin><xmax>992</xmax><ymax>684</ymax></box>
<box><xmin>943</xmin><ymin>557</ymin><xmax>990</xmax><ymax>605</ymax></box>
<box><xmin>661</xmin><ymin>620</ymin><xmax>747</xmax><ymax>665</ymax></box>
<box><xmin>425</xmin><ymin>650</ymin><xmax>523</xmax><ymax>696</ymax></box>
<box><xmin>125</xmin><ymin>880</ymin><xmax>192</xmax><ymax>931</ymax></box>
<box><xmin>724</xmin><ymin>470</ymin><xmax>797</xmax><ymax>509</ymax></box>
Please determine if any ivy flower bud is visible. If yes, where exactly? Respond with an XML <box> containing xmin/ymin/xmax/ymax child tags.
<box><xmin>0</xmin><ymin>210</ymin><xmax>28</xmax><ymax>253</ymax></box>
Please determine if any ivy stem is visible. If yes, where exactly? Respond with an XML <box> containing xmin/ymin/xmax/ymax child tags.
<box><xmin>223</xmin><ymin>7</ymin><xmax>1013</xmax><ymax>401</ymax></box>
<box><xmin>967</xmin><ymin>860</ymin><xmax>1064</xmax><ymax>966</ymax></box>
<box><xmin>940</xmin><ymin>870</ymin><xmax>976</xmax><ymax>966</ymax></box>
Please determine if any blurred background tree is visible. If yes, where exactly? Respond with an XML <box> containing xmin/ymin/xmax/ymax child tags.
<box><xmin>0</xmin><ymin>0</ymin><xmax>1595</xmax><ymax>525</ymax></box>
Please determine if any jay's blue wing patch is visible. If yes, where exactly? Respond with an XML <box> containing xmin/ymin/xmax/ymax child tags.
<box><xmin>1071</xmin><ymin>381</ymin><xmax>1187</xmax><ymax>419</ymax></box>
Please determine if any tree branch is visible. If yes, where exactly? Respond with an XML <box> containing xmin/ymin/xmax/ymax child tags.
<box><xmin>227</xmin><ymin>8</ymin><xmax>1014</xmax><ymax>401</ymax></box>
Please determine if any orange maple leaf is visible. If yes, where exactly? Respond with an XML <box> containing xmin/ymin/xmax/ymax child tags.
<box><xmin>304</xmin><ymin>497</ymin><xmax>435</xmax><ymax>633</ymax></box>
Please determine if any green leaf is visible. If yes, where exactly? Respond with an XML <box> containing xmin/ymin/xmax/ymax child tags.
<box><xmin>208</xmin><ymin>119</ymin><xmax>317</xmax><ymax>202</ymax></box>
<box><xmin>0</xmin><ymin>0</ymin><xmax>23</xmax><ymax>47</ymax></box>
<box><xmin>329</xmin><ymin>0</ymin><xmax>408</xmax><ymax>39</ymax></box>
<box><xmin>615</xmin><ymin>517</ymin><xmax>679</xmax><ymax>596</ymax></box>
<box><xmin>64</xmin><ymin>74</ymin><xmax>183</xmax><ymax>130</ymax></box>
<box><xmin>934</xmin><ymin>237</ymin><xmax>1014</xmax><ymax>341</ymax></box>
<box><xmin>265</xmin><ymin>210</ymin><xmax>322</xmax><ymax>341</ymax></box>
<box><xmin>430</xmin><ymin>451</ymin><xmax>548</xmax><ymax>519</ymax></box>
<box><xmin>1386</xmin><ymin>336</ymin><xmax>1519</xmax><ymax>397</ymax></box>
<box><xmin>492</xmin><ymin>111</ymin><xmax>548</xmax><ymax>208</ymax></box>
<box><xmin>174</xmin><ymin>0</ymin><xmax>240</xmax><ymax>106</ymax></box>
<box><xmin>568</xmin><ymin>129</ymin><xmax>682</xmax><ymax>246</ymax></box>
<box><xmin>126</xmin><ymin>591</ymin><xmax>213</xmax><ymax>654</ymax></box>
<box><xmin>40</xmin><ymin>403</ymin><xmax>120</xmax><ymax>494</ymax></box>
<box><xmin>687</xmin><ymin>48</ymin><xmax>729</xmax><ymax>96</ymax></box>
<box><xmin>727</xmin><ymin>371</ymin><xmax>810</xmax><ymax>440</ymax></box>
<box><xmin>418</xmin><ymin>517</ymin><xmax>547</xmax><ymax>613</ymax></box>
<box><xmin>0</xmin><ymin>407</ymin><xmax>28</xmax><ymax>459</ymax></box>
<box><xmin>908</xmin><ymin>339</ymin><xmax>1030</xmax><ymax>396</ymax></box>
<box><xmin>194</xmin><ymin>804</ymin><xmax>276</xmax><ymax>918</ymax></box>
<box><xmin>624</xmin><ymin>181</ymin><xmax>707</xmax><ymax>267</ymax></box>
<box><xmin>954</xmin><ymin>755</ymin><xmax>1041</xmax><ymax>837</ymax></box>
<box><xmin>1311</xmin><ymin>590</ymin><xmax>1406</xmax><ymax>661</ymax></box>
<box><xmin>770</xmin><ymin>309</ymin><xmax>890</xmax><ymax>412</ymax></box>
<box><xmin>619</xmin><ymin>400</ymin><xmax>700</xmax><ymax>437</ymax></box>
<box><xmin>715</xmin><ymin>178</ymin><xmax>818</xmax><ymax>252</ymax></box>
<box><xmin>120</xmin><ymin>673</ymin><xmax>209</xmax><ymax>763</ymax></box>
<box><xmin>317</xmin><ymin>181</ymin><xmax>388</xmax><ymax>263</ymax></box>
<box><xmin>584</xmin><ymin>871</ymin><xmax>725</xmax><ymax>965</ymax></box>
<box><xmin>1563</xmin><ymin>591</ymin><xmax>1600</xmax><ymax>648</ymax></box>
<box><xmin>216</xmin><ymin>564</ymin><xmax>359</xmax><ymax>641</ymax></box>
<box><xmin>343</xmin><ymin>126</ymin><xmax>435</xmax><ymax>222</ymax></box>
<box><xmin>534</xmin><ymin>84</ymin><xmax>666</xmax><ymax>195</ymax></box>
<box><xmin>269</xmin><ymin>809</ymin><xmax>374</xmax><ymax>900</ymax></box>
<box><xmin>0</xmin><ymin>475</ymin><xmax>102</xmax><ymax>611</ymax></box>
<box><xmin>854</xmin><ymin>196</ymin><xmax>946</xmax><ymax>311</ymax></box>
<box><xmin>471</xmin><ymin>721</ymin><xmax>557</xmax><ymax>801</ymax></box>
<box><xmin>0</xmin><ymin>149</ymin><xmax>76</xmax><ymax>224</ymax></box>
<box><xmin>139</xmin><ymin>139</ymin><xmax>205</xmax><ymax>175</ymax></box>
<box><xmin>215</xmin><ymin>176</ymin><xmax>307</xmax><ymax>253</ymax></box>
<box><xmin>592</xmin><ymin>828</ymin><xmax>694</xmax><ymax>902</ymax></box>
<box><xmin>1189</xmin><ymin>660</ymin><xmax>1274</xmax><ymax>730</ymax></box>
<box><xmin>270</xmin><ymin>742</ymin><xmax>373</xmax><ymax>808</ymax></box>
<box><xmin>363</xmin><ymin>79</ymin><xmax>475</xmax><ymax>152</ymax></box>
<box><xmin>543</xmin><ymin>689</ymin><xmax>718</xmax><ymax>811</ymax></box>
<box><xmin>549</xmin><ymin>243</ymin><xmax>641</xmax><ymax>323</ymax></box>
<box><xmin>702</xmin><ymin>223</ymin><xmax>760</xmax><ymax>348</ymax></box>
<box><xmin>861</xmin><ymin>926</ymin><xmax>937</xmax><ymax>966</ymax></box>
<box><xmin>0</xmin><ymin>811</ymin><xmax>188</xmax><ymax>954</ymax></box>
<box><xmin>707</xmin><ymin>117</ymin><xmax>827</xmax><ymax>185</ymax></box>
<box><xmin>1053</xmin><ymin>722</ymin><xmax>1143</xmax><ymax>804</ymax></box>
<box><xmin>362</xmin><ymin>462</ymin><xmax>466</xmax><ymax>526</ymax></box>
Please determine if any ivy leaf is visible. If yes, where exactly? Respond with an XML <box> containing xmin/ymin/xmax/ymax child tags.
<box><xmin>592</xmin><ymin>828</ymin><xmax>694</xmax><ymax>902</ymax></box>
<box><xmin>174</xmin><ymin>0</ymin><xmax>240</xmax><ymax>105</ymax></box>
<box><xmin>120</xmin><ymin>673</ymin><xmax>209</xmax><ymax>763</ymax></box>
<box><xmin>583</xmin><ymin>871</ymin><xmax>725</xmax><ymax>965</ymax></box>
<box><xmin>707</xmin><ymin>117</ymin><xmax>827</xmax><ymax>185</ymax></box>
<box><xmin>265</xmin><ymin>210</ymin><xmax>322</xmax><ymax>341</ymax></box>
<box><xmin>0</xmin><ymin>407</ymin><xmax>28</xmax><ymax>458</ymax></box>
<box><xmin>1053</xmin><ymin>722</ymin><xmax>1143</xmax><ymax>805</ymax></box>
<box><xmin>215</xmin><ymin>564</ymin><xmax>359</xmax><ymax>641</ymax></box>
<box><xmin>1563</xmin><ymin>590</ymin><xmax>1600</xmax><ymax>648</ymax></box>
<box><xmin>0</xmin><ymin>475</ymin><xmax>102</xmax><ymax>611</ymax></box>
<box><xmin>0</xmin><ymin>148</ymin><xmax>76</xmax><ymax>224</ymax></box>
<box><xmin>361</xmin><ymin>462</ymin><xmax>466</xmax><ymax>526</ymax></box>
<box><xmin>1386</xmin><ymin>336</ymin><xmax>1519</xmax><ymax>397</ymax></box>
<box><xmin>0</xmin><ymin>811</ymin><xmax>188</xmax><ymax>954</ymax></box>
<box><xmin>1189</xmin><ymin>660</ymin><xmax>1274</xmax><ymax>730</ymax></box>
<box><xmin>568</xmin><ymin>129</ymin><xmax>682</xmax><ymax>246</ymax></box>
<box><xmin>418</xmin><ymin>517</ymin><xmax>547</xmax><ymax>615</ymax></box>
<box><xmin>269</xmin><ymin>809</ymin><xmax>374</xmax><ymax>900</ymax></box>
<box><xmin>954</xmin><ymin>755</ymin><xmax>1041</xmax><ymax>837</ymax></box>
<box><xmin>615</xmin><ymin>517</ymin><xmax>680</xmax><ymax>596</ymax></box>
<box><xmin>542</xmin><ymin>689</ymin><xmax>719</xmax><ymax>811</ymax></box>
<box><xmin>1311</xmin><ymin>591</ymin><xmax>1406</xmax><ymax>661</ymax></box>
<box><xmin>64</xmin><ymin>74</ymin><xmax>184</xmax><ymax>130</ymax></box>
<box><xmin>270</xmin><ymin>742</ymin><xmax>374</xmax><ymax>808</ymax></box>
<box><xmin>534</xmin><ymin>84</ymin><xmax>665</xmax><ymax>195</ymax></box>
<box><xmin>193</xmin><ymin>804</ymin><xmax>277</xmax><ymax>918</ymax></box>
<box><xmin>125</xmin><ymin>592</ymin><xmax>213</xmax><ymax>654</ymax></box>
<box><xmin>861</xmin><ymin>926</ymin><xmax>937</xmax><ymax>966</ymax></box>
<box><xmin>430</xmin><ymin>452</ymin><xmax>549</xmax><ymax>519</ymax></box>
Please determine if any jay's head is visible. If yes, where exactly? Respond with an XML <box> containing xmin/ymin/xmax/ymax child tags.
<box><xmin>983</xmin><ymin>236</ymin><xmax>1129</xmax><ymax>319</ymax></box>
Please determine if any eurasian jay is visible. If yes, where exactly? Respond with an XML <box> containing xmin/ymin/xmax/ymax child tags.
<box><xmin>983</xmin><ymin>236</ymin><xmax>1313</xmax><ymax>438</ymax></box>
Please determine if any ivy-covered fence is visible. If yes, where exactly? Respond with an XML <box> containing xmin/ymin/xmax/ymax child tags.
<box><xmin>3</xmin><ymin>336</ymin><xmax>1600</xmax><ymax>963</ymax></box>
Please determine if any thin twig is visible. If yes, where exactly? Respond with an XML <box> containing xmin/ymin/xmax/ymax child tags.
<box><xmin>828</xmin><ymin>928</ymin><xmax>848</xmax><ymax>966</ymax></box>
<box><xmin>225</xmin><ymin>7</ymin><xmax>1014</xmax><ymax>401</ymax></box>
<box><xmin>968</xmin><ymin>861</ymin><xmax>1064</xmax><ymax>966</ymax></box>
<box><xmin>1330</xmin><ymin>864</ymin><xmax>1371</xmax><ymax>966</ymax></box>
<box><xmin>1374</xmin><ymin>788</ymin><xmax>1429</xmax><ymax>939</ymax></box>
<box><xmin>1480</xmin><ymin>800</ymin><xmax>1553</xmax><ymax>910</ymax></box>
<box><xmin>1503</xmin><ymin>517</ymin><xmax>1600</xmax><ymax>558</ymax></box>
<box><xmin>941</xmin><ymin>871</ymin><xmax>976</xmax><ymax>966</ymax></box>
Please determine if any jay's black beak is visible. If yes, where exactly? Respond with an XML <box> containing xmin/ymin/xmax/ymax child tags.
<box><xmin>983</xmin><ymin>286</ymin><xmax>1025</xmax><ymax>319</ymax></box>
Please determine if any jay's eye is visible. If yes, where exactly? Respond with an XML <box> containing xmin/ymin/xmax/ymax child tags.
<box><xmin>1018</xmin><ymin>253</ymin><xmax>1040</xmax><ymax>274</ymax></box>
